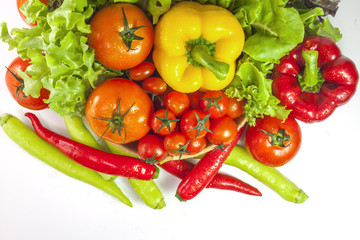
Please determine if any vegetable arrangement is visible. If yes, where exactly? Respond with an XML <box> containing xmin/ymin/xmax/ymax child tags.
<box><xmin>0</xmin><ymin>0</ymin><xmax>358</xmax><ymax>208</ymax></box>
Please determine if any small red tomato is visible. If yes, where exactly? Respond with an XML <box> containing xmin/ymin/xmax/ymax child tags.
<box><xmin>227</xmin><ymin>97</ymin><xmax>245</xmax><ymax>119</ymax></box>
<box><xmin>5</xmin><ymin>57</ymin><xmax>50</xmax><ymax>110</ymax></box>
<box><xmin>199</xmin><ymin>90</ymin><xmax>229</xmax><ymax>119</ymax></box>
<box><xmin>129</xmin><ymin>61</ymin><xmax>155</xmax><ymax>81</ymax></box>
<box><xmin>186</xmin><ymin>137</ymin><xmax>207</xmax><ymax>155</ymax></box>
<box><xmin>138</xmin><ymin>134</ymin><xmax>167</xmax><ymax>164</ymax></box>
<box><xmin>245</xmin><ymin>116</ymin><xmax>301</xmax><ymax>167</ymax></box>
<box><xmin>142</xmin><ymin>77</ymin><xmax>167</xmax><ymax>95</ymax></box>
<box><xmin>180</xmin><ymin>109</ymin><xmax>211</xmax><ymax>139</ymax></box>
<box><xmin>207</xmin><ymin>116</ymin><xmax>238</xmax><ymax>145</ymax></box>
<box><xmin>188</xmin><ymin>91</ymin><xmax>204</xmax><ymax>109</ymax></box>
<box><xmin>150</xmin><ymin>108</ymin><xmax>178</xmax><ymax>135</ymax></box>
<box><xmin>164</xmin><ymin>91</ymin><xmax>190</xmax><ymax>116</ymax></box>
<box><xmin>163</xmin><ymin>131</ymin><xmax>189</xmax><ymax>157</ymax></box>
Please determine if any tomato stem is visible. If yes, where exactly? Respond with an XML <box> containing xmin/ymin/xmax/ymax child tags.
<box><xmin>154</xmin><ymin>108</ymin><xmax>179</xmax><ymax>135</ymax></box>
<box><xmin>5</xmin><ymin>66</ymin><xmax>27</xmax><ymax>100</ymax></box>
<box><xmin>187</xmin><ymin>112</ymin><xmax>212</xmax><ymax>138</ymax></box>
<box><xmin>119</xmin><ymin>7</ymin><xmax>147</xmax><ymax>51</ymax></box>
<box><xmin>92</xmin><ymin>98</ymin><xmax>135</xmax><ymax>143</ymax></box>
<box><xmin>259</xmin><ymin>128</ymin><xmax>293</xmax><ymax>148</ymax></box>
<box><xmin>201</xmin><ymin>94</ymin><xmax>224</xmax><ymax>113</ymax></box>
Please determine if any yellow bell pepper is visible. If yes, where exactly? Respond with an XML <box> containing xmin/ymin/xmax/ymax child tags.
<box><xmin>152</xmin><ymin>1</ymin><xmax>245</xmax><ymax>93</ymax></box>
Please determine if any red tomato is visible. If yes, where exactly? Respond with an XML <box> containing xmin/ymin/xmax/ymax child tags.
<box><xmin>5</xmin><ymin>57</ymin><xmax>49</xmax><ymax>110</ymax></box>
<box><xmin>150</xmin><ymin>109</ymin><xmax>178</xmax><ymax>135</ymax></box>
<box><xmin>180</xmin><ymin>109</ymin><xmax>211</xmax><ymax>139</ymax></box>
<box><xmin>186</xmin><ymin>137</ymin><xmax>207</xmax><ymax>155</ymax></box>
<box><xmin>17</xmin><ymin>0</ymin><xmax>48</xmax><ymax>26</ymax></box>
<box><xmin>245</xmin><ymin>116</ymin><xmax>302</xmax><ymax>167</ymax></box>
<box><xmin>199</xmin><ymin>90</ymin><xmax>229</xmax><ymax>119</ymax></box>
<box><xmin>85</xmin><ymin>78</ymin><xmax>153</xmax><ymax>144</ymax></box>
<box><xmin>188</xmin><ymin>91</ymin><xmax>204</xmax><ymax>109</ymax></box>
<box><xmin>227</xmin><ymin>97</ymin><xmax>245</xmax><ymax>119</ymax></box>
<box><xmin>207</xmin><ymin>116</ymin><xmax>237</xmax><ymax>145</ymax></box>
<box><xmin>129</xmin><ymin>62</ymin><xmax>155</xmax><ymax>81</ymax></box>
<box><xmin>138</xmin><ymin>134</ymin><xmax>167</xmax><ymax>163</ymax></box>
<box><xmin>164</xmin><ymin>91</ymin><xmax>190</xmax><ymax>116</ymax></box>
<box><xmin>87</xmin><ymin>3</ymin><xmax>153</xmax><ymax>70</ymax></box>
<box><xmin>163</xmin><ymin>131</ymin><xmax>189</xmax><ymax>157</ymax></box>
<box><xmin>142</xmin><ymin>77</ymin><xmax>168</xmax><ymax>95</ymax></box>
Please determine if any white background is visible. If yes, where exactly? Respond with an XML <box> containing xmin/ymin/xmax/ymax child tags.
<box><xmin>1</xmin><ymin>1</ymin><xmax>359</xmax><ymax>240</ymax></box>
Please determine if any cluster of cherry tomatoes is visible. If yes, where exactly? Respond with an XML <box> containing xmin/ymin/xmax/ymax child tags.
<box><xmin>85</xmin><ymin>59</ymin><xmax>246</xmax><ymax>164</ymax></box>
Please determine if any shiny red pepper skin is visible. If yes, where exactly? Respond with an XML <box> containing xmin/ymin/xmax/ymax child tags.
<box><xmin>25</xmin><ymin>112</ymin><xmax>157</xmax><ymax>180</ymax></box>
<box><xmin>272</xmin><ymin>36</ymin><xmax>359</xmax><ymax>123</ymax></box>
<box><xmin>161</xmin><ymin>160</ymin><xmax>261</xmax><ymax>196</ymax></box>
<box><xmin>176</xmin><ymin>126</ymin><xmax>245</xmax><ymax>201</ymax></box>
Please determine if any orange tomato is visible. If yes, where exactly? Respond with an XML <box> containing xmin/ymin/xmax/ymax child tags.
<box><xmin>87</xmin><ymin>3</ymin><xmax>153</xmax><ymax>70</ymax></box>
<box><xmin>85</xmin><ymin>78</ymin><xmax>153</xmax><ymax>144</ymax></box>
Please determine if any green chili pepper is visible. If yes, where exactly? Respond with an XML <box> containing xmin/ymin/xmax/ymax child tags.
<box><xmin>64</xmin><ymin>115</ymin><xmax>166</xmax><ymax>209</ymax></box>
<box><xmin>64</xmin><ymin>115</ymin><xmax>116</xmax><ymax>181</ymax></box>
<box><xmin>225</xmin><ymin>146</ymin><xmax>309</xmax><ymax>203</ymax></box>
<box><xmin>106</xmin><ymin>142</ymin><xmax>166</xmax><ymax>210</ymax></box>
<box><xmin>0</xmin><ymin>113</ymin><xmax>132</xmax><ymax>207</ymax></box>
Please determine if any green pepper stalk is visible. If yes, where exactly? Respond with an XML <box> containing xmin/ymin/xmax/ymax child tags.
<box><xmin>190</xmin><ymin>44</ymin><xmax>230</xmax><ymax>80</ymax></box>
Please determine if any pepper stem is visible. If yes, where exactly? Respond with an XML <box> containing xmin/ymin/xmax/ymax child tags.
<box><xmin>190</xmin><ymin>45</ymin><xmax>229</xmax><ymax>80</ymax></box>
<box><xmin>298</xmin><ymin>50</ymin><xmax>325</xmax><ymax>92</ymax></box>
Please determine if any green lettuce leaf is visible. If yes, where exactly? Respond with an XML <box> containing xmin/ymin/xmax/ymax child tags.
<box><xmin>225</xmin><ymin>58</ymin><xmax>290</xmax><ymax>126</ymax></box>
<box><xmin>242</xmin><ymin>0</ymin><xmax>304</xmax><ymax>63</ymax></box>
<box><xmin>297</xmin><ymin>7</ymin><xmax>342</xmax><ymax>42</ymax></box>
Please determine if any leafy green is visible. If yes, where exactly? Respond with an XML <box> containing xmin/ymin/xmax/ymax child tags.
<box><xmin>295</xmin><ymin>6</ymin><xmax>342</xmax><ymax>42</ymax></box>
<box><xmin>225</xmin><ymin>58</ymin><xmax>290</xmax><ymax>126</ymax></box>
<box><xmin>241</xmin><ymin>0</ymin><xmax>304</xmax><ymax>63</ymax></box>
<box><xmin>0</xmin><ymin>0</ymin><xmax>122</xmax><ymax>117</ymax></box>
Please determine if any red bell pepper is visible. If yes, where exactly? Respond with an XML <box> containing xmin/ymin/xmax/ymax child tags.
<box><xmin>272</xmin><ymin>36</ymin><xmax>358</xmax><ymax>123</ymax></box>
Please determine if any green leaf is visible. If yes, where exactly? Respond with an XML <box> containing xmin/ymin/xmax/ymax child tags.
<box><xmin>225</xmin><ymin>59</ymin><xmax>290</xmax><ymax>126</ymax></box>
<box><xmin>242</xmin><ymin>0</ymin><xmax>304</xmax><ymax>63</ymax></box>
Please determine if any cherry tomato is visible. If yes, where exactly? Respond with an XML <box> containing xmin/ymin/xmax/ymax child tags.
<box><xmin>206</xmin><ymin>116</ymin><xmax>237</xmax><ymax>145</ymax></box>
<box><xmin>164</xmin><ymin>91</ymin><xmax>190</xmax><ymax>116</ymax></box>
<box><xmin>163</xmin><ymin>131</ymin><xmax>189</xmax><ymax>157</ymax></box>
<box><xmin>199</xmin><ymin>90</ymin><xmax>229</xmax><ymax>119</ymax></box>
<box><xmin>150</xmin><ymin>109</ymin><xmax>178</xmax><ymax>135</ymax></box>
<box><xmin>142</xmin><ymin>77</ymin><xmax>168</xmax><ymax>95</ymax></box>
<box><xmin>17</xmin><ymin>0</ymin><xmax>48</xmax><ymax>26</ymax></box>
<box><xmin>186</xmin><ymin>137</ymin><xmax>207</xmax><ymax>155</ymax></box>
<box><xmin>138</xmin><ymin>134</ymin><xmax>167</xmax><ymax>164</ymax></box>
<box><xmin>180</xmin><ymin>109</ymin><xmax>211</xmax><ymax>139</ymax></box>
<box><xmin>87</xmin><ymin>3</ymin><xmax>153</xmax><ymax>70</ymax></box>
<box><xmin>188</xmin><ymin>91</ymin><xmax>204</xmax><ymax>109</ymax></box>
<box><xmin>85</xmin><ymin>78</ymin><xmax>153</xmax><ymax>144</ymax></box>
<box><xmin>129</xmin><ymin>61</ymin><xmax>155</xmax><ymax>81</ymax></box>
<box><xmin>245</xmin><ymin>116</ymin><xmax>301</xmax><ymax>167</ymax></box>
<box><xmin>5</xmin><ymin>57</ymin><xmax>49</xmax><ymax>110</ymax></box>
<box><xmin>227</xmin><ymin>97</ymin><xmax>245</xmax><ymax>119</ymax></box>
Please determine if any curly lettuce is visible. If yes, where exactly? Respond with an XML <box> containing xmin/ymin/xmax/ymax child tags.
<box><xmin>225</xmin><ymin>57</ymin><xmax>290</xmax><ymax>126</ymax></box>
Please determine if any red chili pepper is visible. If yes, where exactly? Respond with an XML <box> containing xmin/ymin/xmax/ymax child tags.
<box><xmin>176</xmin><ymin>126</ymin><xmax>245</xmax><ymax>201</ymax></box>
<box><xmin>25</xmin><ymin>112</ymin><xmax>158</xmax><ymax>180</ymax></box>
<box><xmin>161</xmin><ymin>160</ymin><xmax>261</xmax><ymax>196</ymax></box>
<box><xmin>272</xmin><ymin>36</ymin><xmax>358</xmax><ymax>123</ymax></box>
